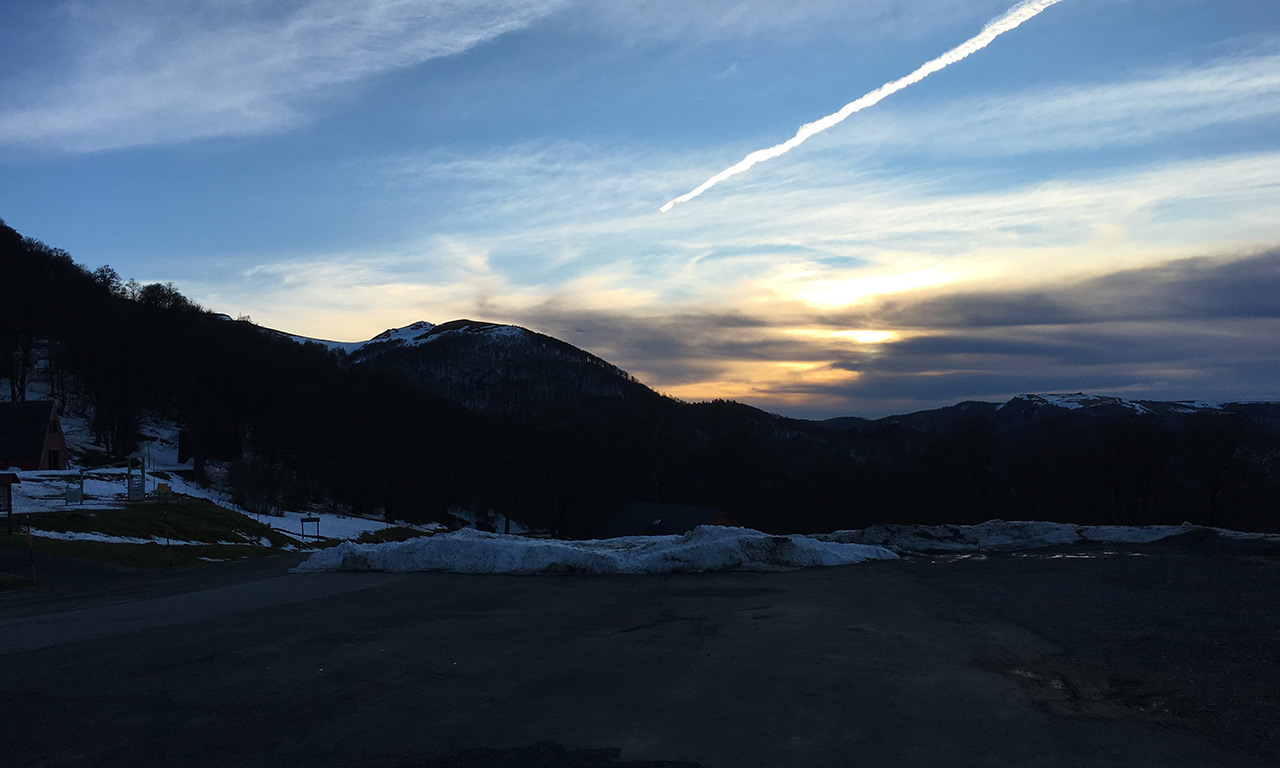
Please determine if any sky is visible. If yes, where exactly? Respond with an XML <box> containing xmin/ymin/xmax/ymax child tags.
<box><xmin>1</xmin><ymin>0</ymin><xmax>1278</xmax><ymax>419</ymax></box>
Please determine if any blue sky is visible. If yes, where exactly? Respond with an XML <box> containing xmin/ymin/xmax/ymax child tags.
<box><xmin>2</xmin><ymin>0</ymin><xmax>1278</xmax><ymax>417</ymax></box>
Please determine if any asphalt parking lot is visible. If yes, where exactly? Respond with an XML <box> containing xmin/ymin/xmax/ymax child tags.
<box><xmin>2</xmin><ymin>539</ymin><xmax>1277</xmax><ymax>767</ymax></box>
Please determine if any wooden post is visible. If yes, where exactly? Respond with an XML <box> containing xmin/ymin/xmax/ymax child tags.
<box><xmin>26</xmin><ymin>523</ymin><xmax>36</xmax><ymax>583</ymax></box>
<box><xmin>0</xmin><ymin>473</ymin><xmax>18</xmax><ymax>537</ymax></box>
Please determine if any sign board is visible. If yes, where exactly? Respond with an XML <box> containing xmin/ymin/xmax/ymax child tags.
<box><xmin>300</xmin><ymin>516</ymin><xmax>320</xmax><ymax>537</ymax></box>
<box><xmin>127</xmin><ymin>475</ymin><xmax>145</xmax><ymax>502</ymax></box>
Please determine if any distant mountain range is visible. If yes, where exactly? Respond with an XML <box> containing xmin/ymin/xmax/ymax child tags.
<box><xmin>824</xmin><ymin>392</ymin><xmax>1280</xmax><ymax>435</ymax></box>
<box><xmin>284</xmin><ymin>320</ymin><xmax>1280</xmax><ymax>432</ymax></box>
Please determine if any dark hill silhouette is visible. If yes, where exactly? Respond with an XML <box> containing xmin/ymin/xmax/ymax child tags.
<box><xmin>349</xmin><ymin>319</ymin><xmax>655</xmax><ymax>413</ymax></box>
<box><xmin>3</xmin><ymin>217</ymin><xmax>1279</xmax><ymax>535</ymax></box>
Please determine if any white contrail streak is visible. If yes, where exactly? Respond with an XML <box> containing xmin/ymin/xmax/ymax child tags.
<box><xmin>659</xmin><ymin>0</ymin><xmax>1067</xmax><ymax>213</ymax></box>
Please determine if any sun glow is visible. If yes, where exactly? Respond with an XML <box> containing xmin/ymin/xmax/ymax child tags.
<box><xmin>654</xmin><ymin>360</ymin><xmax>864</xmax><ymax>409</ymax></box>
<box><xmin>787</xmin><ymin>329</ymin><xmax>902</xmax><ymax>345</ymax></box>
<box><xmin>792</xmin><ymin>267</ymin><xmax>953</xmax><ymax>308</ymax></box>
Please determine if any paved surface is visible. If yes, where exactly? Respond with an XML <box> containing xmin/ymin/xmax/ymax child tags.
<box><xmin>1</xmin><ymin>540</ymin><xmax>1278</xmax><ymax>767</ymax></box>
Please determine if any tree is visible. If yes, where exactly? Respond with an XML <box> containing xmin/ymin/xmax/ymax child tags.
<box><xmin>92</xmin><ymin>265</ymin><xmax>124</xmax><ymax>296</ymax></box>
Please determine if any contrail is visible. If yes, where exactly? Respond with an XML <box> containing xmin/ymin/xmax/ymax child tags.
<box><xmin>660</xmin><ymin>0</ymin><xmax>1067</xmax><ymax>213</ymax></box>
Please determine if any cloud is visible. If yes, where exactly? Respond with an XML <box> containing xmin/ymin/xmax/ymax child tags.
<box><xmin>362</xmin><ymin>45</ymin><xmax>1280</xmax><ymax>277</ymax></box>
<box><xmin>817</xmin><ymin>51</ymin><xmax>1280</xmax><ymax>158</ymax></box>
<box><xmin>496</xmin><ymin>251</ymin><xmax>1280</xmax><ymax>416</ymax></box>
<box><xmin>0</xmin><ymin>0</ymin><xmax>1022</xmax><ymax>154</ymax></box>
<box><xmin>861</xmin><ymin>250</ymin><xmax>1280</xmax><ymax>329</ymax></box>
<box><xmin>576</xmin><ymin>0</ymin><xmax>1005</xmax><ymax>46</ymax></box>
<box><xmin>0</xmin><ymin>0</ymin><xmax>567</xmax><ymax>152</ymax></box>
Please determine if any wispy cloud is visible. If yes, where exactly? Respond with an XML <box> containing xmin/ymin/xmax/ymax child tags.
<box><xmin>819</xmin><ymin>51</ymin><xmax>1280</xmax><ymax>157</ymax></box>
<box><xmin>577</xmin><ymin>0</ymin><xmax>1002</xmax><ymax>45</ymax></box>
<box><xmin>0</xmin><ymin>0</ymin><xmax>567</xmax><ymax>152</ymax></box>
<box><xmin>369</xmin><ymin>49</ymin><xmax>1280</xmax><ymax>259</ymax></box>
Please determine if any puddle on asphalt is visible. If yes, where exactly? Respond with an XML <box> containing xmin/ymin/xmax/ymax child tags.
<box><xmin>1000</xmin><ymin>659</ymin><xmax>1205</xmax><ymax>726</ymax></box>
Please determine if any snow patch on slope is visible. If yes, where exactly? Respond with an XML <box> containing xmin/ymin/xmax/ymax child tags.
<box><xmin>997</xmin><ymin>393</ymin><xmax>1221</xmax><ymax>415</ymax></box>
<box><xmin>366</xmin><ymin>321</ymin><xmax>436</xmax><ymax>347</ymax></box>
<box><xmin>282</xmin><ymin>321</ymin><xmax>436</xmax><ymax>354</ymax></box>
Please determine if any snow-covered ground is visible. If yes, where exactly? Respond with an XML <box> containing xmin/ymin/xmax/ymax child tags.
<box><xmin>7</xmin><ymin>405</ymin><xmax>432</xmax><ymax>543</ymax></box>
<box><xmin>7</xmin><ymin>465</ymin><xmax>421</xmax><ymax>542</ymax></box>
<box><xmin>295</xmin><ymin>520</ymin><xmax>1280</xmax><ymax>576</ymax></box>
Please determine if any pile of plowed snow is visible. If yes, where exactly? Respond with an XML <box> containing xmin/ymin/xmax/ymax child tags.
<box><xmin>294</xmin><ymin>520</ymin><xmax>1280</xmax><ymax>575</ymax></box>
<box><xmin>815</xmin><ymin>520</ymin><xmax>1207</xmax><ymax>552</ymax></box>
<box><xmin>294</xmin><ymin>526</ymin><xmax>897</xmax><ymax>575</ymax></box>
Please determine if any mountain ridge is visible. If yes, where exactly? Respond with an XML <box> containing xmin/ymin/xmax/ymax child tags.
<box><xmin>285</xmin><ymin>321</ymin><xmax>1279</xmax><ymax>428</ymax></box>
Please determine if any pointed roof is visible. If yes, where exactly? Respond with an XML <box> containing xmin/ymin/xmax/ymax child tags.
<box><xmin>0</xmin><ymin>400</ymin><xmax>58</xmax><ymax>463</ymax></box>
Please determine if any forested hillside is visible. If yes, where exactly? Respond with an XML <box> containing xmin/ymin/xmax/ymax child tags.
<box><xmin>3</xmin><ymin>219</ymin><xmax>1278</xmax><ymax>535</ymax></box>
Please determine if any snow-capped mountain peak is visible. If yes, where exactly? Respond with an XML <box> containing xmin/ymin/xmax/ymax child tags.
<box><xmin>368</xmin><ymin>320</ymin><xmax>435</xmax><ymax>346</ymax></box>
<box><xmin>998</xmin><ymin>393</ymin><xmax>1223</xmax><ymax>416</ymax></box>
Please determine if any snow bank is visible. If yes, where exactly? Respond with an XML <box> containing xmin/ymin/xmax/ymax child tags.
<box><xmin>815</xmin><ymin>520</ymin><xmax>1264</xmax><ymax>552</ymax></box>
<box><xmin>295</xmin><ymin>519</ymin><xmax>1280</xmax><ymax>576</ymax></box>
<box><xmin>294</xmin><ymin>526</ymin><xmax>898</xmax><ymax>575</ymax></box>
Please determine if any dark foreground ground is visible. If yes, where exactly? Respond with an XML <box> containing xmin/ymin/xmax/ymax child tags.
<box><xmin>1</xmin><ymin>537</ymin><xmax>1278</xmax><ymax>767</ymax></box>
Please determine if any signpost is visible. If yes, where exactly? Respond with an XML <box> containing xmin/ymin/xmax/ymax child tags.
<box><xmin>301</xmin><ymin>516</ymin><xmax>320</xmax><ymax>538</ymax></box>
<box><xmin>127</xmin><ymin>453</ymin><xmax>146</xmax><ymax>502</ymax></box>
<box><xmin>65</xmin><ymin>471</ymin><xmax>85</xmax><ymax>505</ymax></box>
<box><xmin>26</xmin><ymin>522</ymin><xmax>35</xmax><ymax>583</ymax></box>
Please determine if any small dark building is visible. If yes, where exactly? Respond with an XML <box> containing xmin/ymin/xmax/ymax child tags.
<box><xmin>0</xmin><ymin>400</ymin><xmax>69</xmax><ymax>471</ymax></box>
<box><xmin>600</xmin><ymin>501</ymin><xmax>738</xmax><ymax>538</ymax></box>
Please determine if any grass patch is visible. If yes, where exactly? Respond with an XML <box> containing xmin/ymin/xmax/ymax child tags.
<box><xmin>13</xmin><ymin>497</ymin><xmax>295</xmax><ymax>548</ymax></box>
<box><xmin>0</xmin><ymin>534</ymin><xmax>281</xmax><ymax>569</ymax></box>
<box><xmin>354</xmin><ymin>526</ymin><xmax>439</xmax><ymax>545</ymax></box>
<box><xmin>0</xmin><ymin>497</ymin><xmax>302</xmax><ymax>569</ymax></box>
<box><xmin>0</xmin><ymin>571</ymin><xmax>31</xmax><ymax>591</ymax></box>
